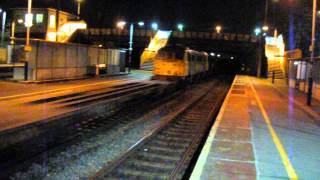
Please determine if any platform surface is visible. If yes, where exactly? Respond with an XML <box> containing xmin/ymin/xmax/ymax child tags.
<box><xmin>0</xmin><ymin>71</ymin><xmax>153</xmax><ymax>132</ymax></box>
<box><xmin>191</xmin><ymin>75</ymin><xmax>320</xmax><ymax>180</ymax></box>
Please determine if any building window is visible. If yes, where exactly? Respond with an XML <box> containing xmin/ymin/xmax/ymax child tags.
<box><xmin>49</xmin><ymin>15</ymin><xmax>56</xmax><ymax>28</ymax></box>
<box><xmin>36</xmin><ymin>14</ymin><xmax>44</xmax><ymax>23</ymax></box>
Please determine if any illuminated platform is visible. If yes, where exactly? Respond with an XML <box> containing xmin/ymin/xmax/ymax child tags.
<box><xmin>191</xmin><ymin>75</ymin><xmax>320</xmax><ymax>179</ymax></box>
<box><xmin>0</xmin><ymin>71</ymin><xmax>154</xmax><ymax>132</ymax></box>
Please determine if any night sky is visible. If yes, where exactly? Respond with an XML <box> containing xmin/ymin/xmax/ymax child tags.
<box><xmin>2</xmin><ymin>0</ymin><xmax>296</xmax><ymax>34</ymax></box>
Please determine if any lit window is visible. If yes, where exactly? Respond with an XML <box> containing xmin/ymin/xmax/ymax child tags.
<box><xmin>36</xmin><ymin>14</ymin><xmax>44</xmax><ymax>23</ymax></box>
<box><xmin>17</xmin><ymin>18</ymin><xmax>24</xmax><ymax>24</ymax></box>
<box><xmin>49</xmin><ymin>15</ymin><xmax>56</xmax><ymax>28</ymax></box>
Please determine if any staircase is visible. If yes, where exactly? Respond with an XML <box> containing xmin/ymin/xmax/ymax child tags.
<box><xmin>140</xmin><ymin>30</ymin><xmax>172</xmax><ymax>71</ymax></box>
<box><xmin>140</xmin><ymin>61</ymin><xmax>154</xmax><ymax>71</ymax></box>
<box><xmin>268</xmin><ymin>60</ymin><xmax>285</xmax><ymax>79</ymax></box>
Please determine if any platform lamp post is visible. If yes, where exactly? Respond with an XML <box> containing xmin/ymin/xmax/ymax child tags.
<box><xmin>117</xmin><ymin>21</ymin><xmax>145</xmax><ymax>73</ymax></box>
<box><xmin>23</xmin><ymin>0</ymin><xmax>33</xmax><ymax>81</ymax></box>
<box><xmin>76</xmin><ymin>0</ymin><xmax>83</xmax><ymax>19</ymax></box>
<box><xmin>263</xmin><ymin>0</ymin><xmax>269</xmax><ymax>33</ymax></box>
<box><xmin>24</xmin><ymin>0</ymin><xmax>33</xmax><ymax>52</ymax></box>
<box><xmin>307</xmin><ymin>0</ymin><xmax>317</xmax><ymax>106</ymax></box>
<box><xmin>0</xmin><ymin>8</ymin><xmax>7</xmax><ymax>46</ymax></box>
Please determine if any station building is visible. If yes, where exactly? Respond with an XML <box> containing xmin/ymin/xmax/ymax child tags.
<box><xmin>11</xmin><ymin>8</ymin><xmax>86</xmax><ymax>43</ymax></box>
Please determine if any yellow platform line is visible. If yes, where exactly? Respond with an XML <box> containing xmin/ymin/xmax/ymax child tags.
<box><xmin>0</xmin><ymin>79</ymin><xmax>129</xmax><ymax>101</ymax></box>
<box><xmin>190</xmin><ymin>76</ymin><xmax>238</xmax><ymax>180</ymax></box>
<box><xmin>248</xmin><ymin>77</ymin><xmax>298</xmax><ymax>180</ymax></box>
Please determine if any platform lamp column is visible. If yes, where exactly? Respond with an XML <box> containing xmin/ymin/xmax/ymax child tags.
<box><xmin>77</xmin><ymin>0</ymin><xmax>82</xmax><ymax>19</ymax></box>
<box><xmin>24</xmin><ymin>0</ymin><xmax>33</xmax><ymax>81</ymax></box>
<box><xmin>25</xmin><ymin>0</ymin><xmax>32</xmax><ymax>50</ymax></box>
<box><xmin>307</xmin><ymin>0</ymin><xmax>317</xmax><ymax>106</ymax></box>
<box><xmin>128</xmin><ymin>23</ymin><xmax>134</xmax><ymax>73</ymax></box>
<box><xmin>1</xmin><ymin>9</ymin><xmax>6</xmax><ymax>46</ymax></box>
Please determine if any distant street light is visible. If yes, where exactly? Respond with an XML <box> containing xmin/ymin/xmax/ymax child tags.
<box><xmin>76</xmin><ymin>0</ymin><xmax>83</xmax><ymax>18</ymax></box>
<box><xmin>217</xmin><ymin>54</ymin><xmax>221</xmax><ymax>58</ymax></box>
<box><xmin>210</xmin><ymin>52</ymin><xmax>215</xmax><ymax>57</ymax></box>
<box><xmin>138</xmin><ymin>21</ymin><xmax>145</xmax><ymax>27</ymax></box>
<box><xmin>17</xmin><ymin>19</ymin><xmax>24</xmax><ymax>24</ymax></box>
<box><xmin>262</xmin><ymin>25</ymin><xmax>269</xmax><ymax>32</ymax></box>
<box><xmin>177</xmin><ymin>23</ymin><xmax>184</xmax><ymax>32</ymax></box>
<box><xmin>255</xmin><ymin>27</ymin><xmax>261</xmax><ymax>36</ymax></box>
<box><xmin>116</xmin><ymin>21</ymin><xmax>126</xmax><ymax>30</ymax></box>
<box><xmin>151</xmin><ymin>22</ymin><xmax>158</xmax><ymax>31</ymax></box>
<box><xmin>215</xmin><ymin>25</ymin><xmax>222</xmax><ymax>34</ymax></box>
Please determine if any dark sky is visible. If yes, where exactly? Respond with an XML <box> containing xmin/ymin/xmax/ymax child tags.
<box><xmin>2</xmin><ymin>0</ymin><xmax>283</xmax><ymax>34</ymax></box>
<box><xmin>82</xmin><ymin>0</ymin><xmax>266</xmax><ymax>33</ymax></box>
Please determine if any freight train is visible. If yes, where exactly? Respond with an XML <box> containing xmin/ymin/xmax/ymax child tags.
<box><xmin>153</xmin><ymin>45</ymin><xmax>214</xmax><ymax>81</ymax></box>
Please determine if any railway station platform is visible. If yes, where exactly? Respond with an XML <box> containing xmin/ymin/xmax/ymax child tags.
<box><xmin>191</xmin><ymin>75</ymin><xmax>320</xmax><ymax>180</ymax></box>
<box><xmin>0</xmin><ymin>70</ymin><xmax>155</xmax><ymax>132</ymax></box>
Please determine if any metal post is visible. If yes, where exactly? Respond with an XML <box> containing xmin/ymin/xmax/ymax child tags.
<box><xmin>56</xmin><ymin>0</ymin><xmax>60</xmax><ymax>42</ymax></box>
<box><xmin>24</xmin><ymin>61</ymin><xmax>28</xmax><ymax>81</ymax></box>
<box><xmin>128</xmin><ymin>23</ymin><xmax>134</xmax><ymax>73</ymax></box>
<box><xmin>272</xmin><ymin>70</ymin><xmax>275</xmax><ymax>84</ymax></box>
<box><xmin>307</xmin><ymin>0</ymin><xmax>317</xmax><ymax>106</ymax></box>
<box><xmin>77</xmin><ymin>1</ymin><xmax>81</xmax><ymax>18</ymax></box>
<box><xmin>1</xmin><ymin>11</ymin><xmax>6</xmax><ymax>46</ymax></box>
<box><xmin>257</xmin><ymin>36</ymin><xmax>263</xmax><ymax>77</ymax></box>
<box><xmin>264</xmin><ymin>0</ymin><xmax>269</xmax><ymax>26</ymax></box>
<box><xmin>10</xmin><ymin>21</ymin><xmax>15</xmax><ymax>44</ymax></box>
<box><xmin>26</xmin><ymin>0</ymin><xmax>32</xmax><ymax>48</ymax></box>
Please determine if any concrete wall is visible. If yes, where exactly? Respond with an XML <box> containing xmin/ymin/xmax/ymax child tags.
<box><xmin>19</xmin><ymin>41</ymin><xmax>126</xmax><ymax>81</ymax></box>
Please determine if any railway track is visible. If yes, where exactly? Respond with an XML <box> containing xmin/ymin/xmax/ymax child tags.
<box><xmin>92</xmin><ymin>80</ymin><xmax>231</xmax><ymax>180</ymax></box>
<box><xmin>0</xmin><ymin>82</ymin><xmax>170</xmax><ymax>179</ymax></box>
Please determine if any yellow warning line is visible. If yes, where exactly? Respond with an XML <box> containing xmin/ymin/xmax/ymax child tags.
<box><xmin>0</xmin><ymin>79</ymin><xmax>129</xmax><ymax>101</ymax></box>
<box><xmin>248</xmin><ymin>77</ymin><xmax>298</xmax><ymax>180</ymax></box>
<box><xmin>190</xmin><ymin>76</ymin><xmax>238</xmax><ymax>180</ymax></box>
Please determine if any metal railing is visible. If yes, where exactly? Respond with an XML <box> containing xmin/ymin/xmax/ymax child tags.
<box><xmin>83</xmin><ymin>28</ymin><xmax>259</xmax><ymax>43</ymax></box>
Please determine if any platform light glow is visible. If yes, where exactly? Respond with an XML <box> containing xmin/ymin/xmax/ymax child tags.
<box><xmin>255</xmin><ymin>28</ymin><xmax>261</xmax><ymax>36</ymax></box>
<box><xmin>151</xmin><ymin>23</ymin><xmax>158</xmax><ymax>31</ymax></box>
<box><xmin>210</xmin><ymin>52</ymin><xmax>215</xmax><ymax>56</ymax></box>
<box><xmin>138</xmin><ymin>21</ymin><xmax>145</xmax><ymax>27</ymax></box>
<box><xmin>262</xmin><ymin>25</ymin><xmax>269</xmax><ymax>32</ymax></box>
<box><xmin>17</xmin><ymin>19</ymin><xmax>24</xmax><ymax>24</ymax></box>
<box><xmin>231</xmin><ymin>56</ymin><xmax>234</xmax><ymax>60</ymax></box>
<box><xmin>217</xmin><ymin>54</ymin><xmax>221</xmax><ymax>57</ymax></box>
<box><xmin>177</xmin><ymin>23</ymin><xmax>184</xmax><ymax>31</ymax></box>
<box><xmin>117</xmin><ymin>21</ymin><xmax>126</xmax><ymax>29</ymax></box>
<box><xmin>216</xmin><ymin>25</ymin><xmax>222</xmax><ymax>33</ymax></box>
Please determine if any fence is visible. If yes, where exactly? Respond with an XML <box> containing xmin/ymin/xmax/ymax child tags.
<box><xmin>288</xmin><ymin>58</ymin><xmax>320</xmax><ymax>100</ymax></box>
<box><xmin>14</xmin><ymin>40</ymin><xmax>126</xmax><ymax>81</ymax></box>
